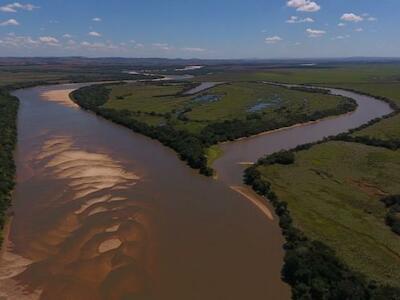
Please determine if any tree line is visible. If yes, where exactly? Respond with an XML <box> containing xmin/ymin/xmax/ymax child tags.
<box><xmin>71</xmin><ymin>85</ymin><xmax>213</xmax><ymax>176</ymax></box>
<box><xmin>244</xmin><ymin>152</ymin><xmax>400</xmax><ymax>300</ymax></box>
<box><xmin>199</xmin><ymin>97</ymin><xmax>357</xmax><ymax>145</ymax></box>
<box><xmin>381</xmin><ymin>195</ymin><xmax>400</xmax><ymax>235</ymax></box>
<box><xmin>240</xmin><ymin>85</ymin><xmax>400</xmax><ymax>299</ymax></box>
<box><xmin>0</xmin><ymin>88</ymin><xmax>19</xmax><ymax>243</ymax></box>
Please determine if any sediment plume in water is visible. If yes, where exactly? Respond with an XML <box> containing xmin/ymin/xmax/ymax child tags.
<box><xmin>0</xmin><ymin>136</ymin><xmax>156</xmax><ymax>300</ymax></box>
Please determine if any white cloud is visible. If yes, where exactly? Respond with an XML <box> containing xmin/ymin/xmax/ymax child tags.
<box><xmin>287</xmin><ymin>0</ymin><xmax>320</xmax><ymax>12</ymax></box>
<box><xmin>80</xmin><ymin>41</ymin><xmax>123</xmax><ymax>51</ymax></box>
<box><xmin>39</xmin><ymin>36</ymin><xmax>59</xmax><ymax>46</ymax></box>
<box><xmin>0</xmin><ymin>19</ymin><xmax>19</xmax><ymax>26</ymax></box>
<box><xmin>341</xmin><ymin>13</ymin><xmax>363</xmax><ymax>22</ymax></box>
<box><xmin>306</xmin><ymin>28</ymin><xmax>326</xmax><ymax>38</ymax></box>
<box><xmin>355</xmin><ymin>28</ymin><xmax>363</xmax><ymax>32</ymax></box>
<box><xmin>182</xmin><ymin>47</ymin><xmax>206</xmax><ymax>52</ymax></box>
<box><xmin>88</xmin><ymin>31</ymin><xmax>101</xmax><ymax>37</ymax></box>
<box><xmin>0</xmin><ymin>2</ymin><xmax>38</xmax><ymax>13</ymax></box>
<box><xmin>286</xmin><ymin>16</ymin><xmax>314</xmax><ymax>24</ymax></box>
<box><xmin>152</xmin><ymin>43</ymin><xmax>172</xmax><ymax>50</ymax></box>
<box><xmin>265</xmin><ymin>36</ymin><xmax>283</xmax><ymax>44</ymax></box>
<box><xmin>62</xmin><ymin>33</ymin><xmax>72</xmax><ymax>38</ymax></box>
<box><xmin>39</xmin><ymin>36</ymin><xmax>58</xmax><ymax>43</ymax></box>
<box><xmin>367</xmin><ymin>17</ymin><xmax>377</xmax><ymax>22</ymax></box>
<box><xmin>332</xmin><ymin>35</ymin><xmax>350</xmax><ymax>40</ymax></box>
<box><xmin>134</xmin><ymin>43</ymin><xmax>144</xmax><ymax>49</ymax></box>
<box><xmin>92</xmin><ymin>17</ymin><xmax>102</xmax><ymax>22</ymax></box>
<box><xmin>0</xmin><ymin>34</ymin><xmax>37</xmax><ymax>47</ymax></box>
<box><xmin>337</xmin><ymin>22</ymin><xmax>346</xmax><ymax>27</ymax></box>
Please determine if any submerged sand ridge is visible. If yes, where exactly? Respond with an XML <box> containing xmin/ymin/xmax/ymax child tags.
<box><xmin>3</xmin><ymin>83</ymin><xmax>297</xmax><ymax>300</ymax></box>
<box><xmin>40</xmin><ymin>89</ymin><xmax>78</xmax><ymax>108</ymax></box>
<box><xmin>0</xmin><ymin>134</ymin><xmax>157</xmax><ymax>299</ymax></box>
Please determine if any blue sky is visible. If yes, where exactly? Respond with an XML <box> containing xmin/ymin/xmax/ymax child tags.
<box><xmin>0</xmin><ymin>0</ymin><xmax>398</xmax><ymax>58</ymax></box>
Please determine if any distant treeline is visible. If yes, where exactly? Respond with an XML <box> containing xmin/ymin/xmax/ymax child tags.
<box><xmin>71</xmin><ymin>83</ymin><xmax>358</xmax><ymax>176</ymax></box>
<box><xmin>288</xmin><ymin>86</ymin><xmax>331</xmax><ymax>95</ymax></box>
<box><xmin>244</xmin><ymin>151</ymin><xmax>400</xmax><ymax>300</ymax></box>
<box><xmin>0</xmin><ymin>88</ymin><xmax>19</xmax><ymax>244</ymax></box>
<box><xmin>381</xmin><ymin>195</ymin><xmax>400</xmax><ymax>235</ymax></box>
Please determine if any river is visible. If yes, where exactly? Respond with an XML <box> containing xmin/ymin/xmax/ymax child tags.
<box><xmin>0</xmin><ymin>82</ymin><xmax>393</xmax><ymax>300</ymax></box>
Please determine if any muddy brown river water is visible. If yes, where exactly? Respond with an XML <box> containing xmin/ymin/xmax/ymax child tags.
<box><xmin>0</xmin><ymin>83</ymin><xmax>393</xmax><ymax>300</ymax></box>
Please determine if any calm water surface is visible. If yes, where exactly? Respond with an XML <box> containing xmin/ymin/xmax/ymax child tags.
<box><xmin>0</xmin><ymin>83</ymin><xmax>289</xmax><ymax>300</ymax></box>
<box><xmin>0</xmin><ymin>83</ymin><xmax>393</xmax><ymax>300</ymax></box>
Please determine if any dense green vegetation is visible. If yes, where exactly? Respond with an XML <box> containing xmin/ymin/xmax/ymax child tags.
<box><xmin>0</xmin><ymin>88</ymin><xmax>19</xmax><ymax>245</ymax></box>
<box><xmin>205</xmin><ymin>145</ymin><xmax>223</xmax><ymax>169</ymax></box>
<box><xmin>381</xmin><ymin>195</ymin><xmax>400</xmax><ymax>235</ymax></box>
<box><xmin>336</xmin><ymin>83</ymin><xmax>400</xmax><ymax>148</ymax></box>
<box><xmin>245</xmin><ymin>141</ymin><xmax>400</xmax><ymax>299</ymax></box>
<box><xmin>72</xmin><ymin>84</ymin><xmax>213</xmax><ymax>175</ymax></box>
<box><xmin>72</xmin><ymin>81</ymin><xmax>356</xmax><ymax>175</ymax></box>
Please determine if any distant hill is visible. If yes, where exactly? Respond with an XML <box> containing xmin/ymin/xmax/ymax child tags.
<box><xmin>0</xmin><ymin>56</ymin><xmax>399</xmax><ymax>68</ymax></box>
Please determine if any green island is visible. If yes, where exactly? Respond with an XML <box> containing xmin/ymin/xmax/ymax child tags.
<box><xmin>71</xmin><ymin>80</ymin><xmax>356</xmax><ymax>175</ymax></box>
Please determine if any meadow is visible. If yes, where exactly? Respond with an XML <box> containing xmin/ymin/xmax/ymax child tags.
<box><xmin>332</xmin><ymin>83</ymin><xmax>400</xmax><ymax>144</ymax></box>
<box><xmin>0</xmin><ymin>65</ymin><xmax>151</xmax><ymax>88</ymax></box>
<box><xmin>200</xmin><ymin>64</ymin><xmax>400</xmax><ymax>147</ymax></box>
<box><xmin>196</xmin><ymin>63</ymin><xmax>400</xmax><ymax>84</ymax></box>
<box><xmin>257</xmin><ymin>141</ymin><xmax>400</xmax><ymax>288</ymax></box>
<box><xmin>104</xmin><ymin>81</ymin><xmax>354</xmax><ymax>133</ymax></box>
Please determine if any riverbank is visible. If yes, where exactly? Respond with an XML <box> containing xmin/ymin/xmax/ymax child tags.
<box><xmin>240</xmin><ymin>86</ymin><xmax>400</xmax><ymax>299</ymax></box>
<box><xmin>0</xmin><ymin>88</ymin><xmax>19</xmax><ymax>247</ymax></box>
<box><xmin>71</xmin><ymin>81</ymin><xmax>358</xmax><ymax>176</ymax></box>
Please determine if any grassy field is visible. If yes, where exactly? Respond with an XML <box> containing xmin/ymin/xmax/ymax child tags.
<box><xmin>186</xmin><ymin>82</ymin><xmax>348</xmax><ymax>121</ymax></box>
<box><xmin>197</xmin><ymin>64</ymin><xmax>400</xmax><ymax>84</ymax></box>
<box><xmin>0</xmin><ymin>65</ymin><xmax>149</xmax><ymax>87</ymax></box>
<box><xmin>200</xmin><ymin>65</ymin><xmax>400</xmax><ymax>144</ymax></box>
<box><xmin>328</xmin><ymin>83</ymin><xmax>400</xmax><ymax>143</ymax></box>
<box><xmin>103</xmin><ymin>81</ymin><xmax>353</xmax><ymax>133</ymax></box>
<box><xmin>352</xmin><ymin>115</ymin><xmax>400</xmax><ymax>141</ymax></box>
<box><xmin>257</xmin><ymin>141</ymin><xmax>400</xmax><ymax>287</ymax></box>
<box><xmin>105</xmin><ymin>82</ymin><xmax>191</xmax><ymax>113</ymax></box>
<box><xmin>205</xmin><ymin>145</ymin><xmax>223</xmax><ymax>168</ymax></box>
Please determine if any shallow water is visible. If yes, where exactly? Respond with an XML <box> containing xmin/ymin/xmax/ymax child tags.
<box><xmin>183</xmin><ymin>82</ymin><xmax>222</xmax><ymax>95</ymax></box>
<box><xmin>1</xmin><ymin>83</ymin><xmax>290</xmax><ymax>299</ymax></box>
